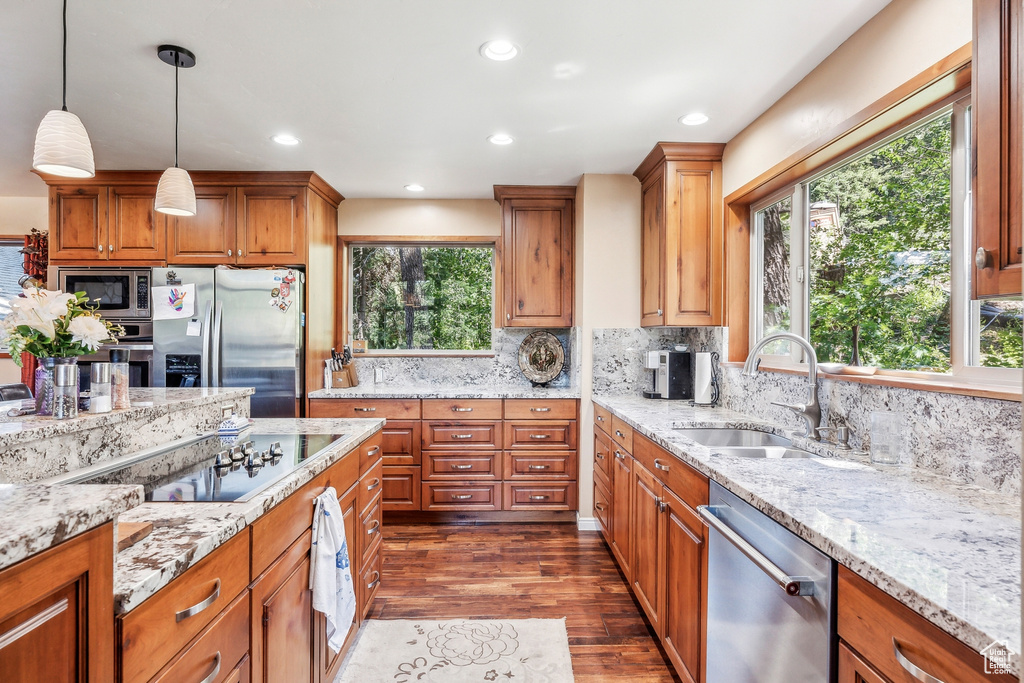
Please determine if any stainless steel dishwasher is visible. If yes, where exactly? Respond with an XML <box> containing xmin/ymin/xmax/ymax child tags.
<box><xmin>698</xmin><ymin>481</ymin><xmax>835</xmax><ymax>683</ymax></box>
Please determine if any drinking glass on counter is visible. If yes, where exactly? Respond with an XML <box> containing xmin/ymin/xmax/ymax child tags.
<box><xmin>110</xmin><ymin>348</ymin><xmax>131</xmax><ymax>410</ymax></box>
<box><xmin>869</xmin><ymin>411</ymin><xmax>904</xmax><ymax>465</ymax></box>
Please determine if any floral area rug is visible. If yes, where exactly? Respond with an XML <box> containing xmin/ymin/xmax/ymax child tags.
<box><xmin>335</xmin><ymin>618</ymin><xmax>574</xmax><ymax>682</ymax></box>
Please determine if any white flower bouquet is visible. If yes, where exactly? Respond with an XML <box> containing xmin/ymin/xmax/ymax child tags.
<box><xmin>1</xmin><ymin>286</ymin><xmax>124</xmax><ymax>365</ymax></box>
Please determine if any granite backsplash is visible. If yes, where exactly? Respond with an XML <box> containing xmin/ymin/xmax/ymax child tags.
<box><xmin>592</xmin><ymin>326</ymin><xmax>1022</xmax><ymax>494</ymax></box>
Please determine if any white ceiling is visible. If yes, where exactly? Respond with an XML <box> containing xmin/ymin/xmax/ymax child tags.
<box><xmin>0</xmin><ymin>0</ymin><xmax>891</xmax><ymax>199</ymax></box>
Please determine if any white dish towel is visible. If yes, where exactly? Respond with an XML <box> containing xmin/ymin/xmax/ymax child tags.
<box><xmin>309</xmin><ymin>486</ymin><xmax>357</xmax><ymax>652</ymax></box>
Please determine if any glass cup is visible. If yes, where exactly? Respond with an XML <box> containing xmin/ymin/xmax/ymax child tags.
<box><xmin>869</xmin><ymin>411</ymin><xmax>904</xmax><ymax>465</ymax></box>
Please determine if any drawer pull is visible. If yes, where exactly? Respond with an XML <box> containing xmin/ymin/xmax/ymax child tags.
<box><xmin>451</xmin><ymin>406</ymin><xmax>474</xmax><ymax>412</ymax></box>
<box><xmin>451</xmin><ymin>434</ymin><xmax>474</xmax><ymax>439</ymax></box>
<box><xmin>654</xmin><ymin>459</ymin><xmax>670</xmax><ymax>472</ymax></box>
<box><xmin>615</xmin><ymin>430</ymin><xmax>625</xmax><ymax>438</ymax></box>
<box><xmin>596</xmin><ymin>415</ymin><xmax>605</xmax><ymax>422</ymax></box>
<box><xmin>892</xmin><ymin>638</ymin><xmax>946</xmax><ymax>683</ymax></box>
<box><xmin>595</xmin><ymin>502</ymin><xmax>606</xmax><ymax>511</ymax></box>
<box><xmin>451</xmin><ymin>493</ymin><xmax>473</xmax><ymax>500</ymax></box>
<box><xmin>366</xmin><ymin>446</ymin><xmax>381</xmax><ymax>457</ymax></box>
<box><xmin>175</xmin><ymin>579</ymin><xmax>221</xmax><ymax>622</ymax></box>
<box><xmin>450</xmin><ymin>464</ymin><xmax>474</xmax><ymax>470</ymax></box>
<box><xmin>367</xmin><ymin>571</ymin><xmax>381</xmax><ymax>590</ymax></box>
<box><xmin>594</xmin><ymin>453</ymin><xmax>605</xmax><ymax>460</ymax></box>
<box><xmin>614</xmin><ymin>450</ymin><xmax>626</xmax><ymax>461</ymax></box>
<box><xmin>366</xmin><ymin>478</ymin><xmax>381</xmax><ymax>491</ymax></box>
<box><xmin>353</xmin><ymin>407</ymin><xmax>376</xmax><ymax>412</ymax></box>
<box><xmin>199</xmin><ymin>652</ymin><xmax>222</xmax><ymax>683</ymax></box>
<box><xmin>529</xmin><ymin>434</ymin><xmax>550</xmax><ymax>439</ymax></box>
<box><xmin>530</xmin><ymin>407</ymin><xmax>551</xmax><ymax>412</ymax></box>
<box><xmin>366</xmin><ymin>519</ymin><xmax>380</xmax><ymax>535</ymax></box>
<box><xmin>528</xmin><ymin>464</ymin><xmax>549</xmax><ymax>470</ymax></box>
<box><xmin>0</xmin><ymin>597</ymin><xmax>68</xmax><ymax>650</ymax></box>
<box><xmin>529</xmin><ymin>495</ymin><xmax>550</xmax><ymax>500</ymax></box>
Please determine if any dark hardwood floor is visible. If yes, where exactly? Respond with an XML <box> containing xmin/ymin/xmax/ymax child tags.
<box><xmin>367</xmin><ymin>522</ymin><xmax>681</xmax><ymax>682</ymax></box>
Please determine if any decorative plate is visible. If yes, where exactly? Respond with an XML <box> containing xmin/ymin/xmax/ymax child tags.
<box><xmin>518</xmin><ymin>331</ymin><xmax>565</xmax><ymax>385</ymax></box>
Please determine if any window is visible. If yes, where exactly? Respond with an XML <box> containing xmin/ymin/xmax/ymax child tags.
<box><xmin>349</xmin><ymin>243</ymin><xmax>494</xmax><ymax>353</ymax></box>
<box><xmin>752</xmin><ymin>97</ymin><xmax>1022</xmax><ymax>379</ymax></box>
<box><xmin>0</xmin><ymin>237</ymin><xmax>25</xmax><ymax>350</ymax></box>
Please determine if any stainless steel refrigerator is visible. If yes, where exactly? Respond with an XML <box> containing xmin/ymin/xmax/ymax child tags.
<box><xmin>152</xmin><ymin>267</ymin><xmax>304</xmax><ymax>417</ymax></box>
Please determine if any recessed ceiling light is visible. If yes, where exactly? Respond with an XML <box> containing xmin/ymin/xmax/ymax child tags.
<box><xmin>480</xmin><ymin>40</ymin><xmax>519</xmax><ymax>61</ymax></box>
<box><xmin>679</xmin><ymin>113</ymin><xmax>709</xmax><ymax>126</ymax></box>
<box><xmin>405</xmin><ymin>184</ymin><xmax>425</xmax><ymax>192</ymax></box>
<box><xmin>271</xmin><ymin>133</ymin><xmax>301</xmax><ymax>145</ymax></box>
<box><xmin>488</xmin><ymin>133</ymin><xmax>514</xmax><ymax>145</ymax></box>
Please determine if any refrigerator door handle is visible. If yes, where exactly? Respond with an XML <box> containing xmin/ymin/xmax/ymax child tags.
<box><xmin>212</xmin><ymin>301</ymin><xmax>223</xmax><ymax>389</ymax></box>
<box><xmin>200</xmin><ymin>302</ymin><xmax>213</xmax><ymax>387</ymax></box>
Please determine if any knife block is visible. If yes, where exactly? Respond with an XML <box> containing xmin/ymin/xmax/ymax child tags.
<box><xmin>331</xmin><ymin>363</ymin><xmax>359</xmax><ymax>388</ymax></box>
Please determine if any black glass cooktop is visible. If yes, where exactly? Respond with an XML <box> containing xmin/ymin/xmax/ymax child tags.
<box><xmin>75</xmin><ymin>432</ymin><xmax>346</xmax><ymax>502</ymax></box>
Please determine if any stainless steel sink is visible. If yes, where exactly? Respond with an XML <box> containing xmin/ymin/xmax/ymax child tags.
<box><xmin>710</xmin><ymin>446</ymin><xmax>818</xmax><ymax>459</ymax></box>
<box><xmin>675</xmin><ymin>428</ymin><xmax>792</xmax><ymax>448</ymax></box>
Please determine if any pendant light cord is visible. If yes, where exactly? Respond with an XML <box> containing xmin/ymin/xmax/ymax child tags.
<box><xmin>61</xmin><ymin>0</ymin><xmax>67</xmax><ymax>111</ymax></box>
<box><xmin>174</xmin><ymin>56</ymin><xmax>179</xmax><ymax>168</ymax></box>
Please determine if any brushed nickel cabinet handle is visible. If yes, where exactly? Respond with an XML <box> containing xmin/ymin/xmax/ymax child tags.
<box><xmin>198</xmin><ymin>652</ymin><xmax>222</xmax><ymax>683</ymax></box>
<box><xmin>108</xmin><ymin>244</ymin><xmax>113</xmax><ymax>252</ymax></box>
<box><xmin>595</xmin><ymin>502</ymin><xmax>606</xmax><ymax>511</ymax></box>
<box><xmin>451</xmin><ymin>406</ymin><xmax>473</xmax><ymax>412</ymax></box>
<box><xmin>367</xmin><ymin>446</ymin><xmax>381</xmax><ymax>457</ymax></box>
<box><xmin>615</xmin><ymin>430</ymin><xmax>625</xmax><ymax>438</ymax></box>
<box><xmin>366</xmin><ymin>478</ymin><xmax>381</xmax><ymax>491</ymax></box>
<box><xmin>238</xmin><ymin>249</ymin><xmax>243</xmax><ymax>257</ymax></box>
<box><xmin>657</xmin><ymin>499</ymin><xmax>667</xmax><ymax>513</ymax></box>
<box><xmin>0</xmin><ymin>598</ymin><xmax>68</xmax><ymax>650</ymax></box>
<box><xmin>451</xmin><ymin>434</ymin><xmax>474</xmax><ymax>439</ymax></box>
<box><xmin>366</xmin><ymin>520</ymin><xmax>380</xmax><ymax>535</ymax></box>
<box><xmin>657</xmin><ymin>308</ymin><xmax>663</xmax><ymax>316</ymax></box>
<box><xmin>530</xmin><ymin>407</ymin><xmax>551</xmax><ymax>412</ymax></box>
<box><xmin>506</xmin><ymin>313</ymin><xmax>511</xmax><ymax>320</ymax></box>
<box><xmin>614</xmin><ymin>450</ymin><xmax>625</xmax><ymax>460</ymax></box>
<box><xmin>528</xmin><ymin>464</ymin><xmax>549</xmax><ymax>470</ymax></box>
<box><xmin>367</xmin><ymin>571</ymin><xmax>381</xmax><ymax>589</ymax></box>
<box><xmin>97</xmin><ymin>245</ymin><xmax>103</xmax><ymax>252</ymax></box>
<box><xmin>654</xmin><ymin>459</ymin><xmax>670</xmax><ymax>472</ymax></box>
<box><xmin>594</xmin><ymin>453</ymin><xmax>605</xmax><ymax>460</ymax></box>
<box><xmin>227</xmin><ymin>249</ymin><xmax>232</xmax><ymax>256</ymax></box>
<box><xmin>451</xmin><ymin>493</ymin><xmax>473</xmax><ymax>500</ymax></box>
<box><xmin>354</xmin><ymin>407</ymin><xmax>376</xmax><ymax>412</ymax></box>
<box><xmin>975</xmin><ymin>247</ymin><xmax>992</xmax><ymax>270</ymax></box>
<box><xmin>529</xmin><ymin>434</ymin><xmax>550</xmax><ymax>439</ymax></box>
<box><xmin>892</xmin><ymin>638</ymin><xmax>946</xmax><ymax>683</ymax></box>
<box><xmin>176</xmin><ymin>579</ymin><xmax>220</xmax><ymax>622</ymax></box>
<box><xmin>529</xmin><ymin>495</ymin><xmax>550</xmax><ymax>500</ymax></box>
<box><xmin>451</xmin><ymin>464</ymin><xmax>473</xmax><ymax>470</ymax></box>
<box><xmin>596</xmin><ymin>415</ymin><xmax>605</xmax><ymax>422</ymax></box>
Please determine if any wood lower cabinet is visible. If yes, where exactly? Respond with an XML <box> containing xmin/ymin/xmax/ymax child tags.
<box><xmin>630</xmin><ymin>460</ymin><xmax>664</xmax><ymax>634</ymax></box>
<box><xmin>609</xmin><ymin>446</ymin><xmax>633</xmax><ymax>579</ymax></box>
<box><xmin>150</xmin><ymin>591</ymin><xmax>250</xmax><ymax>683</ymax></box>
<box><xmin>0</xmin><ymin>523</ymin><xmax>114</xmax><ymax>683</ymax></box>
<box><xmin>593</xmin><ymin>476</ymin><xmax>612</xmax><ymax>542</ymax></box>
<box><xmin>251</xmin><ymin>531</ymin><xmax>313</xmax><ymax>683</ymax></box>
<box><xmin>838</xmin><ymin>643</ymin><xmax>888</xmax><ymax>683</ymax></box>
<box><xmin>314</xmin><ymin>482</ymin><xmax>359</xmax><ymax>683</ymax></box>
<box><xmin>660</xmin><ymin>487</ymin><xmax>705</xmax><ymax>683</ymax></box>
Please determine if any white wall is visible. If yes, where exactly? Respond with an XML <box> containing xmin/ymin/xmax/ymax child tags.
<box><xmin>338</xmin><ymin>198</ymin><xmax>499</xmax><ymax>237</ymax></box>
<box><xmin>723</xmin><ymin>0</ymin><xmax>972</xmax><ymax>196</ymax></box>
<box><xmin>575</xmin><ymin>174</ymin><xmax>642</xmax><ymax>521</ymax></box>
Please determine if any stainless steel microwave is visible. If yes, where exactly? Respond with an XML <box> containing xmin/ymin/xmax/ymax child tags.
<box><xmin>57</xmin><ymin>268</ymin><xmax>151</xmax><ymax>319</ymax></box>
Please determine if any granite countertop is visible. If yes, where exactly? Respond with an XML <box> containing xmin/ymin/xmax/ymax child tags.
<box><xmin>593</xmin><ymin>395</ymin><xmax>1021</xmax><ymax>667</ymax></box>
<box><xmin>113</xmin><ymin>417</ymin><xmax>383</xmax><ymax>614</ymax></box>
<box><xmin>0</xmin><ymin>387</ymin><xmax>254</xmax><ymax>450</ymax></box>
<box><xmin>0</xmin><ymin>483</ymin><xmax>143</xmax><ymax>571</ymax></box>
<box><xmin>308</xmin><ymin>385</ymin><xmax>581</xmax><ymax>400</ymax></box>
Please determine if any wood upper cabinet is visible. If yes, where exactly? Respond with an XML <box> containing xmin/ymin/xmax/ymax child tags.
<box><xmin>108</xmin><ymin>185</ymin><xmax>166</xmax><ymax>261</ymax></box>
<box><xmin>237</xmin><ymin>186</ymin><xmax>306</xmax><ymax>265</ymax></box>
<box><xmin>634</xmin><ymin>143</ymin><xmax>724</xmax><ymax>326</ymax></box>
<box><xmin>49</xmin><ymin>185</ymin><xmax>109</xmax><ymax>261</ymax></box>
<box><xmin>167</xmin><ymin>186</ymin><xmax>237</xmax><ymax>264</ymax></box>
<box><xmin>50</xmin><ymin>185</ymin><xmax>167</xmax><ymax>262</ymax></box>
<box><xmin>973</xmin><ymin>0</ymin><xmax>1023</xmax><ymax>296</ymax></box>
<box><xmin>494</xmin><ymin>185</ymin><xmax>575</xmax><ymax>327</ymax></box>
<box><xmin>0</xmin><ymin>524</ymin><xmax>114</xmax><ymax>683</ymax></box>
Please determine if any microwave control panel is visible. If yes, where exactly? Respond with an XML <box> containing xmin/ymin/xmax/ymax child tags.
<box><xmin>137</xmin><ymin>275</ymin><xmax>150</xmax><ymax>312</ymax></box>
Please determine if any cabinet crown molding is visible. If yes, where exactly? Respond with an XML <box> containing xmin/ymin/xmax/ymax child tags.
<box><xmin>633</xmin><ymin>142</ymin><xmax>725</xmax><ymax>182</ymax></box>
<box><xmin>493</xmin><ymin>184</ymin><xmax>577</xmax><ymax>202</ymax></box>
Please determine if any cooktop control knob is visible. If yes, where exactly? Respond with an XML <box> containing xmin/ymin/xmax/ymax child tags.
<box><xmin>229</xmin><ymin>445</ymin><xmax>244</xmax><ymax>461</ymax></box>
<box><xmin>246</xmin><ymin>452</ymin><xmax>263</xmax><ymax>469</ymax></box>
<box><xmin>242</xmin><ymin>441</ymin><xmax>255</xmax><ymax>455</ymax></box>
<box><xmin>269</xmin><ymin>442</ymin><xmax>284</xmax><ymax>457</ymax></box>
<box><xmin>214</xmin><ymin>451</ymin><xmax>232</xmax><ymax>468</ymax></box>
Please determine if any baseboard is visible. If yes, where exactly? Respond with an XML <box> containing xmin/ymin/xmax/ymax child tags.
<box><xmin>576</xmin><ymin>515</ymin><xmax>600</xmax><ymax>531</ymax></box>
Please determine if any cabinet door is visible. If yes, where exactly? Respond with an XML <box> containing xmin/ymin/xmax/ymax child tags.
<box><xmin>593</xmin><ymin>476</ymin><xmax>612</xmax><ymax>543</ymax></box>
<box><xmin>251</xmin><ymin>531</ymin><xmax>313</xmax><ymax>683</ymax></box>
<box><xmin>108</xmin><ymin>185</ymin><xmax>166</xmax><ymax>262</ymax></box>
<box><xmin>381</xmin><ymin>420</ymin><xmax>421</xmax><ymax>466</ymax></box>
<box><xmin>640</xmin><ymin>171</ymin><xmax>666</xmax><ymax>326</ymax></box>
<box><xmin>661</xmin><ymin>487</ymin><xmax>705</xmax><ymax>683</ymax></box>
<box><xmin>501</xmin><ymin>197</ymin><xmax>574</xmax><ymax>326</ymax></box>
<box><xmin>314</xmin><ymin>483</ymin><xmax>359</xmax><ymax>683</ymax></box>
<box><xmin>838</xmin><ymin>643</ymin><xmax>889</xmax><ymax>683</ymax></box>
<box><xmin>236</xmin><ymin>186</ymin><xmax>306</xmax><ymax>265</ymax></box>
<box><xmin>167</xmin><ymin>186</ymin><xmax>237</xmax><ymax>264</ymax></box>
<box><xmin>49</xmin><ymin>185</ymin><xmax>108</xmax><ymax>261</ymax></box>
<box><xmin>382</xmin><ymin>465</ymin><xmax>422</xmax><ymax>511</ymax></box>
<box><xmin>609</xmin><ymin>449</ymin><xmax>633</xmax><ymax>580</ymax></box>
<box><xmin>664</xmin><ymin>160</ymin><xmax>722</xmax><ymax>325</ymax></box>
<box><xmin>630</xmin><ymin>460</ymin><xmax>663</xmax><ymax>635</ymax></box>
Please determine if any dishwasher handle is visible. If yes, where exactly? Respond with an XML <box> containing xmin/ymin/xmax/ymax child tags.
<box><xmin>698</xmin><ymin>504</ymin><xmax>816</xmax><ymax>597</ymax></box>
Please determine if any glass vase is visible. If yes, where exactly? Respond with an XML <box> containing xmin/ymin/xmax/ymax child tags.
<box><xmin>33</xmin><ymin>357</ymin><xmax>56</xmax><ymax>416</ymax></box>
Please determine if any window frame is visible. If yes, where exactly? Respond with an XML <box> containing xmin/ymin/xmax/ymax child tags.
<box><xmin>339</xmin><ymin>235</ymin><xmax>499</xmax><ymax>357</ymax></box>
<box><xmin>749</xmin><ymin>94</ymin><xmax>1020</xmax><ymax>386</ymax></box>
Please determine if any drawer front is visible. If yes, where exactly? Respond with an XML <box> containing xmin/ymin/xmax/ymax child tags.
<box><xmin>357</xmin><ymin>457</ymin><xmax>384</xmax><ymax>515</ymax></box>
<box><xmin>837</xmin><ymin>566</ymin><xmax>1015</xmax><ymax>683</ymax></box>
<box><xmin>422</xmin><ymin>421</ymin><xmax>502</xmax><ymax>450</ymax></box>
<box><xmin>633</xmin><ymin>432</ymin><xmax>708</xmax><ymax>509</ymax></box>
<box><xmin>503</xmin><ymin>451</ymin><xmax>576</xmax><ymax>480</ymax></box>
<box><xmin>150</xmin><ymin>591</ymin><xmax>250</xmax><ymax>683</ymax></box>
<box><xmin>504</xmin><ymin>398</ymin><xmax>577</xmax><ymax>420</ymax></box>
<box><xmin>359</xmin><ymin>499</ymin><xmax>382</xmax><ymax>568</ymax></box>
<box><xmin>422</xmin><ymin>398</ymin><xmax>503</xmax><ymax>420</ymax></box>
<box><xmin>381</xmin><ymin>420</ymin><xmax>421</xmax><ymax>466</ymax></box>
<box><xmin>381</xmin><ymin>465</ymin><xmax>421</xmax><ymax>511</ymax></box>
<box><xmin>593</xmin><ymin>477</ymin><xmax>612</xmax><ymax>540</ymax></box>
<box><xmin>610</xmin><ymin>415</ymin><xmax>633</xmax><ymax>451</ymax></box>
<box><xmin>424</xmin><ymin>452</ymin><xmax>500</xmax><ymax>480</ymax></box>
<box><xmin>593</xmin><ymin>427</ymin><xmax>613</xmax><ymax>484</ymax></box>
<box><xmin>308</xmin><ymin>398</ymin><xmax>421</xmax><ymax>419</ymax></box>
<box><xmin>120</xmin><ymin>532</ymin><xmax>249</xmax><ymax>683</ymax></box>
<box><xmin>359</xmin><ymin>433</ymin><xmax>384</xmax><ymax>476</ymax></box>
<box><xmin>593</xmin><ymin>403</ymin><xmax>612</xmax><ymax>434</ymax></box>
<box><xmin>504</xmin><ymin>420</ymin><xmax>577</xmax><ymax>449</ymax></box>
<box><xmin>502</xmin><ymin>482</ymin><xmax>578</xmax><ymax>511</ymax></box>
<box><xmin>358</xmin><ymin>550</ymin><xmax>382</xmax><ymax>622</ymax></box>
<box><xmin>422</xmin><ymin>482</ymin><xmax>502</xmax><ymax>510</ymax></box>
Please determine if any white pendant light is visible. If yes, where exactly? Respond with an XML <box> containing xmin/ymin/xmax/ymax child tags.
<box><xmin>32</xmin><ymin>0</ymin><xmax>95</xmax><ymax>178</ymax></box>
<box><xmin>155</xmin><ymin>45</ymin><xmax>197</xmax><ymax>217</ymax></box>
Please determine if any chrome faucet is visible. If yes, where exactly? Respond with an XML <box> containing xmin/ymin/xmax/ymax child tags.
<box><xmin>742</xmin><ymin>332</ymin><xmax>821</xmax><ymax>440</ymax></box>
